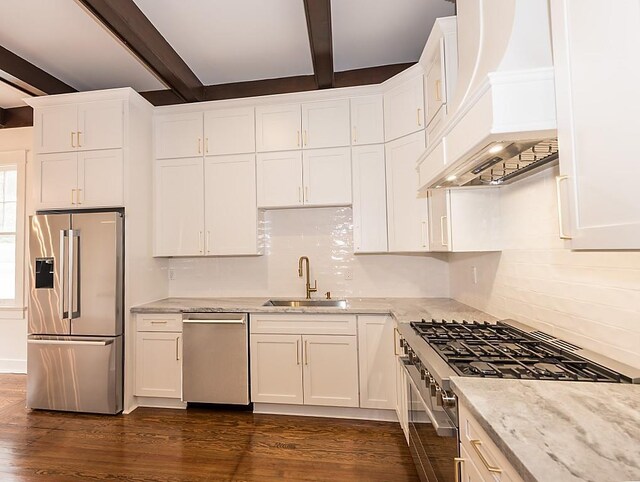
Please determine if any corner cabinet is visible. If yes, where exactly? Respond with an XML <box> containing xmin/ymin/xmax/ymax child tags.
<box><xmin>134</xmin><ymin>314</ymin><xmax>183</xmax><ymax>399</ymax></box>
<box><xmin>250</xmin><ymin>314</ymin><xmax>359</xmax><ymax>408</ymax></box>
<box><xmin>551</xmin><ymin>0</ymin><xmax>640</xmax><ymax>249</ymax></box>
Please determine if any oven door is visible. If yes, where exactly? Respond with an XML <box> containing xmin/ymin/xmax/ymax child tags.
<box><xmin>404</xmin><ymin>363</ymin><xmax>459</xmax><ymax>482</ymax></box>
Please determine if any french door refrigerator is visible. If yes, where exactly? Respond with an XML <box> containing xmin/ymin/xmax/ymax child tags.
<box><xmin>27</xmin><ymin>210</ymin><xmax>124</xmax><ymax>414</ymax></box>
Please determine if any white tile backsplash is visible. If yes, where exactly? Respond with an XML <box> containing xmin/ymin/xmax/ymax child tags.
<box><xmin>169</xmin><ymin>207</ymin><xmax>450</xmax><ymax>299</ymax></box>
<box><xmin>450</xmin><ymin>167</ymin><xmax>640</xmax><ymax>369</ymax></box>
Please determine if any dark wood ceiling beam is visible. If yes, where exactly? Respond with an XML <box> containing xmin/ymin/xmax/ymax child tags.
<box><xmin>0</xmin><ymin>45</ymin><xmax>75</xmax><ymax>95</ymax></box>
<box><xmin>0</xmin><ymin>106</ymin><xmax>33</xmax><ymax>129</ymax></box>
<box><xmin>140</xmin><ymin>63</ymin><xmax>414</xmax><ymax>106</ymax></box>
<box><xmin>77</xmin><ymin>0</ymin><xmax>203</xmax><ymax>103</ymax></box>
<box><xmin>303</xmin><ymin>0</ymin><xmax>334</xmax><ymax>89</ymax></box>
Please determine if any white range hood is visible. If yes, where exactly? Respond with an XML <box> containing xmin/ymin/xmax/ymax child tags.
<box><xmin>417</xmin><ymin>0</ymin><xmax>558</xmax><ymax>190</ymax></box>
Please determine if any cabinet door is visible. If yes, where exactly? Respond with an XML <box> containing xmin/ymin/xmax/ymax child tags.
<box><xmin>77</xmin><ymin>149</ymin><xmax>123</xmax><ymax>208</ymax></box>
<box><xmin>459</xmin><ymin>445</ymin><xmax>487</xmax><ymax>482</ymax></box>
<box><xmin>358</xmin><ymin>316</ymin><xmax>396</xmax><ymax>410</ymax></box>
<box><xmin>155</xmin><ymin>112</ymin><xmax>204</xmax><ymax>159</ymax></box>
<box><xmin>428</xmin><ymin>189</ymin><xmax>451</xmax><ymax>252</ymax></box>
<box><xmin>396</xmin><ymin>356</ymin><xmax>409</xmax><ymax>443</ymax></box>
<box><xmin>36</xmin><ymin>152</ymin><xmax>78</xmax><ymax>209</ymax></box>
<box><xmin>256</xmin><ymin>151</ymin><xmax>303</xmax><ymax>208</ymax></box>
<box><xmin>385</xmin><ymin>132</ymin><xmax>429</xmax><ymax>252</ymax></box>
<box><xmin>352</xmin><ymin>145</ymin><xmax>388</xmax><ymax>253</ymax></box>
<box><xmin>383</xmin><ymin>75</ymin><xmax>425</xmax><ymax>141</ymax></box>
<box><xmin>302</xmin><ymin>335</ymin><xmax>359</xmax><ymax>408</ymax></box>
<box><xmin>551</xmin><ymin>0</ymin><xmax>640</xmax><ymax>249</ymax></box>
<box><xmin>350</xmin><ymin>96</ymin><xmax>384</xmax><ymax>145</ymax></box>
<box><xmin>204</xmin><ymin>154</ymin><xmax>258</xmax><ymax>255</ymax></box>
<box><xmin>35</xmin><ymin>105</ymin><xmax>78</xmax><ymax>154</ymax></box>
<box><xmin>425</xmin><ymin>38</ymin><xmax>446</xmax><ymax>127</ymax></box>
<box><xmin>204</xmin><ymin>107</ymin><xmax>255</xmax><ymax>155</ymax></box>
<box><xmin>302</xmin><ymin>99</ymin><xmax>350</xmax><ymax>149</ymax></box>
<box><xmin>255</xmin><ymin>104</ymin><xmax>301</xmax><ymax>152</ymax></box>
<box><xmin>302</xmin><ymin>147</ymin><xmax>351</xmax><ymax>207</ymax></box>
<box><xmin>134</xmin><ymin>331</ymin><xmax>182</xmax><ymax>398</ymax></box>
<box><xmin>154</xmin><ymin>158</ymin><xmax>205</xmax><ymax>256</ymax></box>
<box><xmin>77</xmin><ymin>100</ymin><xmax>124</xmax><ymax>151</ymax></box>
<box><xmin>250</xmin><ymin>334</ymin><xmax>303</xmax><ymax>404</ymax></box>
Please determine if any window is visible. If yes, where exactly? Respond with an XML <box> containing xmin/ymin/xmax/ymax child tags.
<box><xmin>0</xmin><ymin>150</ymin><xmax>26</xmax><ymax>310</ymax></box>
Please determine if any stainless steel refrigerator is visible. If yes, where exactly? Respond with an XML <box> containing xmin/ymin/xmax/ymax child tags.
<box><xmin>27</xmin><ymin>210</ymin><xmax>124</xmax><ymax>414</ymax></box>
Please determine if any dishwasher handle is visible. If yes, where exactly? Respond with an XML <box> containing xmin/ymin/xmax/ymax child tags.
<box><xmin>183</xmin><ymin>313</ymin><xmax>247</xmax><ymax>324</ymax></box>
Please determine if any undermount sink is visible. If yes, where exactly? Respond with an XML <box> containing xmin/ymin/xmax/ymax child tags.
<box><xmin>263</xmin><ymin>299</ymin><xmax>348</xmax><ymax>309</ymax></box>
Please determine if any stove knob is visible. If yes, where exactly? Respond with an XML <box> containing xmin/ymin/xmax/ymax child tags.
<box><xmin>440</xmin><ymin>390</ymin><xmax>456</xmax><ymax>408</ymax></box>
<box><xmin>429</xmin><ymin>377</ymin><xmax>437</xmax><ymax>397</ymax></box>
<box><xmin>435</xmin><ymin>386</ymin><xmax>442</xmax><ymax>406</ymax></box>
<box><xmin>420</xmin><ymin>367</ymin><xmax>426</xmax><ymax>380</ymax></box>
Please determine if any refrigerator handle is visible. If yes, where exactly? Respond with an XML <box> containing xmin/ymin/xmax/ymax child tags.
<box><xmin>68</xmin><ymin>229</ymin><xmax>81</xmax><ymax>319</ymax></box>
<box><xmin>59</xmin><ymin>229</ymin><xmax>68</xmax><ymax>320</ymax></box>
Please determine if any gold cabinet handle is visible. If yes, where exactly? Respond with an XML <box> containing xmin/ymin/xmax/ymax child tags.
<box><xmin>198</xmin><ymin>138</ymin><xmax>202</xmax><ymax>154</ymax></box>
<box><xmin>297</xmin><ymin>130</ymin><xmax>300</xmax><ymax>147</ymax></box>
<box><xmin>198</xmin><ymin>231</ymin><xmax>203</xmax><ymax>253</ymax></box>
<box><xmin>470</xmin><ymin>440</ymin><xmax>502</xmax><ymax>474</ymax></box>
<box><xmin>440</xmin><ymin>216</ymin><xmax>447</xmax><ymax>247</ymax></box>
<box><xmin>352</xmin><ymin>126</ymin><xmax>357</xmax><ymax>144</ymax></box>
<box><xmin>417</xmin><ymin>107</ymin><xmax>422</xmax><ymax>126</ymax></box>
<box><xmin>206</xmin><ymin>231</ymin><xmax>211</xmax><ymax>254</ymax></box>
<box><xmin>454</xmin><ymin>458</ymin><xmax>464</xmax><ymax>480</ymax></box>
<box><xmin>421</xmin><ymin>221</ymin><xmax>427</xmax><ymax>248</ymax></box>
<box><xmin>304</xmin><ymin>186</ymin><xmax>309</xmax><ymax>202</ymax></box>
<box><xmin>205</xmin><ymin>137</ymin><xmax>209</xmax><ymax>154</ymax></box>
<box><xmin>77</xmin><ymin>189</ymin><xmax>83</xmax><ymax>205</ymax></box>
<box><xmin>296</xmin><ymin>339</ymin><xmax>300</xmax><ymax>365</ymax></box>
<box><xmin>303</xmin><ymin>130</ymin><xmax>308</xmax><ymax>146</ymax></box>
<box><xmin>298</xmin><ymin>186</ymin><xmax>302</xmax><ymax>203</ymax></box>
<box><xmin>176</xmin><ymin>336</ymin><xmax>180</xmax><ymax>361</ymax></box>
<box><xmin>77</xmin><ymin>131</ymin><xmax>82</xmax><ymax>147</ymax></box>
<box><xmin>435</xmin><ymin>80</ymin><xmax>442</xmax><ymax>102</ymax></box>
<box><xmin>71</xmin><ymin>189</ymin><xmax>76</xmax><ymax>205</ymax></box>
<box><xmin>304</xmin><ymin>340</ymin><xmax>309</xmax><ymax>365</ymax></box>
<box><xmin>555</xmin><ymin>175</ymin><xmax>572</xmax><ymax>240</ymax></box>
<box><xmin>150</xmin><ymin>320</ymin><xmax>168</xmax><ymax>324</ymax></box>
<box><xmin>71</xmin><ymin>131</ymin><xmax>76</xmax><ymax>148</ymax></box>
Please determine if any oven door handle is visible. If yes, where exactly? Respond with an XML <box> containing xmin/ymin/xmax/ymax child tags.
<box><xmin>404</xmin><ymin>363</ymin><xmax>457</xmax><ymax>438</ymax></box>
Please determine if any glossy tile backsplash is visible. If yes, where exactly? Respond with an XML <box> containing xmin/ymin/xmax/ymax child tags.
<box><xmin>450</xmin><ymin>167</ymin><xmax>640</xmax><ymax>369</ymax></box>
<box><xmin>168</xmin><ymin>207</ymin><xmax>449</xmax><ymax>298</ymax></box>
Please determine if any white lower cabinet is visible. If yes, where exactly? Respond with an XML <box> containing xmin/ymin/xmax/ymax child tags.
<box><xmin>134</xmin><ymin>314</ymin><xmax>183</xmax><ymax>399</ymax></box>
<box><xmin>357</xmin><ymin>315</ymin><xmax>396</xmax><ymax>409</ymax></box>
<box><xmin>395</xmin><ymin>354</ymin><xmax>409</xmax><ymax>443</ymax></box>
<box><xmin>459</xmin><ymin>445</ymin><xmax>486</xmax><ymax>482</ymax></box>
<box><xmin>250</xmin><ymin>314</ymin><xmax>359</xmax><ymax>408</ymax></box>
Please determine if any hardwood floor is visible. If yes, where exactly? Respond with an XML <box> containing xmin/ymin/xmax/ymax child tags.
<box><xmin>0</xmin><ymin>375</ymin><xmax>418</xmax><ymax>481</ymax></box>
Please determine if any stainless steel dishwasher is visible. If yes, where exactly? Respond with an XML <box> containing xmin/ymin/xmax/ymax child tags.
<box><xmin>182</xmin><ymin>313</ymin><xmax>249</xmax><ymax>405</ymax></box>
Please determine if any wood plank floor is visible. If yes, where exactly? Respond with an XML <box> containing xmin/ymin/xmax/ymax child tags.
<box><xmin>0</xmin><ymin>375</ymin><xmax>418</xmax><ymax>481</ymax></box>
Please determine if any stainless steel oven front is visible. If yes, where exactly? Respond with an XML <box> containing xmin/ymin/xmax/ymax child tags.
<box><xmin>403</xmin><ymin>358</ymin><xmax>460</xmax><ymax>482</ymax></box>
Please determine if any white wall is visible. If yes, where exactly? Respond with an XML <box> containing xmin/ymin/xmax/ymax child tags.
<box><xmin>0</xmin><ymin>127</ymin><xmax>33</xmax><ymax>373</ymax></box>
<box><xmin>449</xmin><ymin>166</ymin><xmax>640</xmax><ymax>369</ymax></box>
<box><xmin>169</xmin><ymin>207</ymin><xmax>450</xmax><ymax>298</ymax></box>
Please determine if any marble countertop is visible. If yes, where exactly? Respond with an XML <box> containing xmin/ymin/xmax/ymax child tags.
<box><xmin>451</xmin><ymin>377</ymin><xmax>640</xmax><ymax>482</ymax></box>
<box><xmin>130</xmin><ymin>297</ymin><xmax>498</xmax><ymax>323</ymax></box>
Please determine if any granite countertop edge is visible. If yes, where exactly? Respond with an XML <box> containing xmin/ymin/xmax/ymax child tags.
<box><xmin>450</xmin><ymin>376</ymin><xmax>538</xmax><ymax>482</ymax></box>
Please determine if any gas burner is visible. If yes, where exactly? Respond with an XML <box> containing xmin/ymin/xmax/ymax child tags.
<box><xmin>469</xmin><ymin>361</ymin><xmax>499</xmax><ymax>376</ymax></box>
<box><xmin>534</xmin><ymin>362</ymin><xmax>572</xmax><ymax>378</ymax></box>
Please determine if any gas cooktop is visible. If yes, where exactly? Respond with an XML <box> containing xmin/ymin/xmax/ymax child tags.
<box><xmin>410</xmin><ymin>320</ymin><xmax>631</xmax><ymax>383</ymax></box>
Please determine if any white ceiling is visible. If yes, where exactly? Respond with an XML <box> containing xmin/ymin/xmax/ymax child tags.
<box><xmin>0</xmin><ymin>0</ymin><xmax>453</xmax><ymax>109</ymax></box>
<box><xmin>133</xmin><ymin>0</ymin><xmax>314</xmax><ymax>85</ymax></box>
<box><xmin>332</xmin><ymin>0</ymin><xmax>455</xmax><ymax>72</ymax></box>
<box><xmin>0</xmin><ymin>0</ymin><xmax>165</xmax><ymax>97</ymax></box>
<box><xmin>0</xmin><ymin>82</ymin><xmax>30</xmax><ymax>109</ymax></box>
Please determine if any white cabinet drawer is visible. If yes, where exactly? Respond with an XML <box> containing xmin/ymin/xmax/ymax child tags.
<box><xmin>136</xmin><ymin>314</ymin><xmax>183</xmax><ymax>332</ymax></box>
<box><xmin>250</xmin><ymin>313</ymin><xmax>357</xmax><ymax>335</ymax></box>
<box><xmin>459</xmin><ymin>404</ymin><xmax>524</xmax><ymax>482</ymax></box>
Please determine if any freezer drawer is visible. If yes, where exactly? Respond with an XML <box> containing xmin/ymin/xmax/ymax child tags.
<box><xmin>182</xmin><ymin>313</ymin><xmax>249</xmax><ymax>405</ymax></box>
<box><xmin>27</xmin><ymin>335</ymin><xmax>123</xmax><ymax>414</ymax></box>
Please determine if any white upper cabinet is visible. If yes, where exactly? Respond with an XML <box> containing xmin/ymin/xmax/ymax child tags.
<box><xmin>350</xmin><ymin>96</ymin><xmax>384</xmax><ymax>145</ymax></box>
<box><xmin>551</xmin><ymin>0</ymin><xmax>640</xmax><ymax>249</ymax></box>
<box><xmin>383</xmin><ymin>75</ymin><xmax>425</xmax><ymax>142</ymax></box>
<box><xmin>36</xmin><ymin>149</ymin><xmax>123</xmax><ymax>209</ymax></box>
<box><xmin>385</xmin><ymin>131</ymin><xmax>429</xmax><ymax>252</ymax></box>
<box><xmin>256</xmin><ymin>151</ymin><xmax>303</xmax><ymax>208</ymax></box>
<box><xmin>203</xmin><ymin>107</ymin><xmax>255</xmax><ymax>155</ymax></box>
<box><xmin>301</xmin><ymin>99</ymin><xmax>350</xmax><ymax>149</ymax></box>
<box><xmin>255</xmin><ymin>104</ymin><xmax>302</xmax><ymax>152</ymax></box>
<box><xmin>302</xmin><ymin>147</ymin><xmax>351</xmax><ymax>207</ymax></box>
<box><xmin>154</xmin><ymin>157</ymin><xmax>205</xmax><ymax>257</ymax></box>
<box><xmin>204</xmin><ymin>154</ymin><xmax>259</xmax><ymax>255</ymax></box>
<box><xmin>352</xmin><ymin>144</ymin><xmax>388</xmax><ymax>253</ymax></box>
<box><xmin>428</xmin><ymin>188</ymin><xmax>501</xmax><ymax>252</ymax></box>
<box><xmin>154</xmin><ymin>112</ymin><xmax>203</xmax><ymax>159</ymax></box>
<box><xmin>35</xmin><ymin>100</ymin><xmax>124</xmax><ymax>154</ymax></box>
